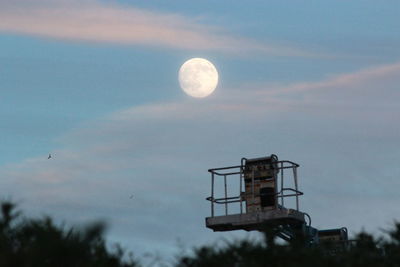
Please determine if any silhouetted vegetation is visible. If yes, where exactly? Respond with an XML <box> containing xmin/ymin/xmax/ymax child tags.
<box><xmin>1</xmin><ymin>201</ymin><xmax>400</xmax><ymax>266</ymax></box>
<box><xmin>0</xmin><ymin>202</ymin><xmax>138</xmax><ymax>267</ymax></box>
<box><xmin>176</xmin><ymin>224</ymin><xmax>400</xmax><ymax>267</ymax></box>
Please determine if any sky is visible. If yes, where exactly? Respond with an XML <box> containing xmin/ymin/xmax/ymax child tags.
<box><xmin>0</xmin><ymin>0</ymin><xmax>400</xmax><ymax>263</ymax></box>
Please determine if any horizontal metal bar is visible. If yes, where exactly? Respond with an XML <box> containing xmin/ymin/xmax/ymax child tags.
<box><xmin>206</xmin><ymin>196</ymin><xmax>241</xmax><ymax>202</ymax></box>
<box><xmin>209</xmin><ymin>190</ymin><xmax>303</xmax><ymax>201</ymax></box>
<box><xmin>279</xmin><ymin>160</ymin><xmax>299</xmax><ymax>167</ymax></box>
<box><xmin>212</xmin><ymin>171</ymin><xmax>242</xmax><ymax>176</ymax></box>
<box><xmin>280</xmin><ymin>188</ymin><xmax>303</xmax><ymax>193</ymax></box>
<box><xmin>278</xmin><ymin>166</ymin><xmax>298</xmax><ymax>170</ymax></box>
<box><xmin>277</xmin><ymin>193</ymin><xmax>303</xmax><ymax>198</ymax></box>
<box><xmin>208</xmin><ymin>160</ymin><xmax>299</xmax><ymax>172</ymax></box>
<box><xmin>214</xmin><ymin>199</ymin><xmax>241</xmax><ymax>204</ymax></box>
<box><xmin>212</xmin><ymin>167</ymin><xmax>297</xmax><ymax>176</ymax></box>
<box><xmin>216</xmin><ymin>196</ymin><xmax>240</xmax><ymax>201</ymax></box>
<box><xmin>208</xmin><ymin>165</ymin><xmax>241</xmax><ymax>172</ymax></box>
<box><xmin>208</xmin><ymin>162</ymin><xmax>299</xmax><ymax>177</ymax></box>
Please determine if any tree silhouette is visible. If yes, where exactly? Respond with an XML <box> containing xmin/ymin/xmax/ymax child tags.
<box><xmin>2</xmin><ymin>200</ymin><xmax>400</xmax><ymax>267</ymax></box>
<box><xmin>0</xmin><ymin>202</ymin><xmax>138</xmax><ymax>267</ymax></box>
<box><xmin>176</xmin><ymin>224</ymin><xmax>400</xmax><ymax>267</ymax></box>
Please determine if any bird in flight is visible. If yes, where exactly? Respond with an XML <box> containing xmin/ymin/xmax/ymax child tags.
<box><xmin>48</xmin><ymin>154</ymin><xmax>52</xmax><ymax>159</ymax></box>
<box><xmin>129</xmin><ymin>195</ymin><xmax>134</xmax><ymax>199</ymax></box>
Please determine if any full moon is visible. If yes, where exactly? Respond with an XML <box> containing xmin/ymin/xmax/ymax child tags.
<box><xmin>178</xmin><ymin>58</ymin><xmax>218</xmax><ymax>98</ymax></box>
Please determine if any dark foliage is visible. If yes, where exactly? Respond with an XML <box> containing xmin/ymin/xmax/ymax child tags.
<box><xmin>0</xmin><ymin>202</ymin><xmax>138</xmax><ymax>267</ymax></box>
<box><xmin>176</xmin><ymin>224</ymin><xmax>400</xmax><ymax>267</ymax></box>
<box><xmin>2</xmin><ymin>200</ymin><xmax>400</xmax><ymax>267</ymax></box>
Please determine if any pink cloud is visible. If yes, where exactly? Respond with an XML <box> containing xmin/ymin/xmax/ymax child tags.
<box><xmin>0</xmin><ymin>0</ymin><xmax>311</xmax><ymax>56</ymax></box>
<box><xmin>266</xmin><ymin>62</ymin><xmax>400</xmax><ymax>95</ymax></box>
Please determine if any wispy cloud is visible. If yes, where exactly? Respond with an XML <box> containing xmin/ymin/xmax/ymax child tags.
<box><xmin>0</xmin><ymin>0</ymin><xmax>313</xmax><ymax>56</ymax></box>
<box><xmin>267</xmin><ymin>61</ymin><xmax>400</xmax><ymax>95</ymax></box>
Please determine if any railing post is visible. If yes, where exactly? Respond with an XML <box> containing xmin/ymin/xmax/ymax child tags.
<box><xmin>211</xmin><ymin>172</ymin><xmax>214</xmax><ymax>217</ymax></box>
<box><xmin>293</xmin><ymin>167</ymin><xmax>299</xmax><ymax>210</ymax></box>
<box><xmin>251</xmin><ymin>170</ymin><xmax>255</xmax><ymax>209</ymax></box>
<box><xmin>224</xmin><ymin>175</ymin><xmax>228</xmax><ymax>215</ymax></box>
<box><xmin>281</xmin><ymin>162</ymin><xmax>284</xmax><ymax>207</ymax></box>
<box><xmin>240</xmin><ymin>169</ymin><xmax>243</xmax><ymax>214</ymax></box>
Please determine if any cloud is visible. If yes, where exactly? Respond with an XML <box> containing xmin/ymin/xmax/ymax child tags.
<box><xmin>0</xmin><ymin>0</ymin><xmax>311</xmax><ymax>56</ymax></box>
<box><xmin>258</xmin><ymin>61</ymin><xmax>400</xmax><ymax>95</ymax></box>
<box><xmin>225</xmin><ymin>61</ymin><xmax>400</xmax><ymax>121</ymax></box>
<box><xmin>1</xmin><ymin>61</ymin><xmax>400</xmax><ymax>258</ymax></box>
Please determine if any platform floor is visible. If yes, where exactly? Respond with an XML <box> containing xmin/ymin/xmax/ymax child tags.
<box><xmin>206</xmin><ymin>208</ymin><xmax>306</xmax><ymax>232</ymax></box>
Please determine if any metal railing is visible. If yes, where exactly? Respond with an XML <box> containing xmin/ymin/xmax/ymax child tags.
<box><xmin>206</xmin><ymin>160</ymin><xmax>303</xmax><ymax>217</ymax></box>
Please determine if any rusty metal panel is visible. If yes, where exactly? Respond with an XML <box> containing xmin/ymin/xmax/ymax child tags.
<box><xmin>243</xmin><ymin>157</ymin><xmax>278</xmax><ymax>213</ymax></box>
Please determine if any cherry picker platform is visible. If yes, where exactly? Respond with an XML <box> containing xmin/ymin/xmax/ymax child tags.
<box><xmin>205</xmin><ymin>154</ymin><xmax>348</xmax><ymax>247</ymax></box>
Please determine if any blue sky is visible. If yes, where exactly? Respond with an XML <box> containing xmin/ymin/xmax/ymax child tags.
<box><xmin>0</xmin><ymin>0</ymin><xmax>399</xmax><ymax>263</ymax></box>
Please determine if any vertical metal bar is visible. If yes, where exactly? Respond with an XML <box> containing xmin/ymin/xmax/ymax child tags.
<box><xmin>281</xmin><ymin>162</ymin><xmax>284</xmax><ymax>207</ymax></box>
<box><xmin>293</xmin><ymin>167</ymin><xmax>299</xmax><ymax>210</ymax></box>
<box><xmin>240</xmin><ymin>169</ymin><xmax>243</xmax><ymax>214</ymax></box>
<box><xmin>274</xmin><ymin>164</ymin><xmax>278</xmax><ymax>210</ymax></box>
<box><xmin>211</xmin><ymin>172</ymin><xmax>214</xmax><ymax>217</ymax></box>
<box><xmin>251</xmin><ymin>170</ymin><xmax>255</xmax><ymax>208</ymax></box>
<box><xmin>241</xmin><ymin>158</ymin><xmax>247</xmax><ymax>214</ymax></box>
<box><xmin>224</xmin><ymin>175</ymin><xmax>228</xmax><ymax>215</ymax></box>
